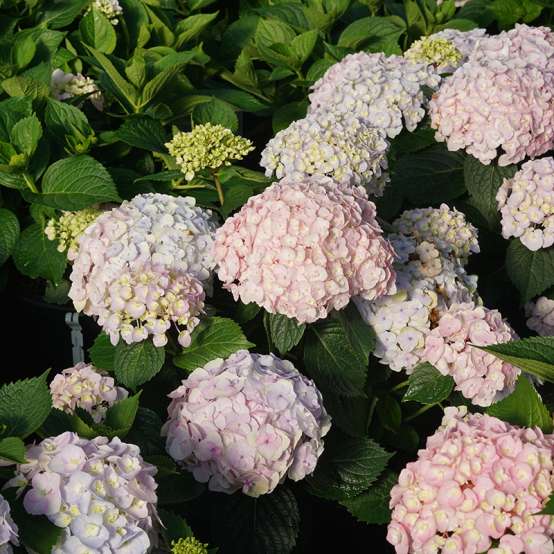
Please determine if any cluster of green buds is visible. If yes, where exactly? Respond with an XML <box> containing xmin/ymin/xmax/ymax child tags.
<box><xmin>171</xmin><ymin>536</ymin><xmax>210</xmax><ymax>554</ymax></box>
<box><xmin>45</xmin><ymin>207</ymin><xmax>102</xmax><ymax>259</ymax></box>
<box><xmin>404</xmin><ymin>36</ymin><xmax>463</xmax><ymax>72</ymax></box>
<box><xmin>165</xmin><ymin>123</ymin><xmax>254</xmax><ymax>182</ymax></box>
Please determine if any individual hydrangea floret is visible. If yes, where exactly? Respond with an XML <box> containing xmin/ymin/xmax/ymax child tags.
<box><xmin>10</xmin><ymin>432</ymin><xmax>157</xmax><ymax>554</ymax></box>
<box><xmin>526</xmin><ymin>296</ymin><xmax>554</xmax><ymax>337</ymax></box>
<box><xmin>45</xmin><ymin>207</ymin><xmax>102</xmax><ymax>260</ymax></box>
<box><xmin>166</xmin><ymin>124</ymin><xmax>254</xmax><ymax>181</ymax></box>
<box><xmin>387</xmin><ymin>406</ymin><xmax>554</xmax><ymax>554</ymax></box>
<box><xmin>355</xmin><ymin>233</ymin><xmax>479</xmax><ymax>372</ymax></box>
<box><xmin>423</xmin><ymin>302</ymin><xmax>519</xmax><ymax>406</ymax></box>
<box><xmin>214</xmin><ymin>176</ymin><xmax>396</xmax><ymax>323</ymax></box>
<box><xmin>51</xmin><ymin>69</ymin><xmax>103</xmax><ymax>111</ymax></box>
<box><xmin>90</xmin><ymin>0</ymin><xmax>123</xmax><ymax>24</ymax></box>
<box><xmin>163</xmin><ymin>350</ymin><xmax>331</xmax><ymax>497</ymax></box>
<box><xmin>497</xmin><ymin>158</ymin><xmax>554</xmax><ymax>251</ymax></box>
<box><xmin>171</xmin><ymin>537</ymin><xmax>209</xmax><ymax>554</ymax></box>
<box><xmin>260</xmin><ymin>110</ymin><xmax>389</xmax><ymax>196</ymax></box>
<box><xmin>404</xmin><ymin>36</ymin><xmax>463</xmax><ymax>73</ymax></box>
<box><xmin>308</xmin><ymin>53</ymin><xmax>440</xmax><ymax>138</ymax></box>
<box><xmin>392</xmin><ymin>203</ymin><xmax>480</xmax><ymax>263</ymax></box>
<box><xmin>68</xmin><ymin>193</ymin><xmax>217</xmax><ymax>347</ymax></box>
<box><xmin>430</xmin><ymin>25</ymin><xmax>554</xmax><ymax>165</ymax></box>
<box><xmin>50</xmin><ymin>363</ymin><xmax>128</xmax><ymax>423</ymax></box>
<box><xmin>0</xmin><ymin>494</ymin><xmax>18</xmax><ymax>553</ymax></box>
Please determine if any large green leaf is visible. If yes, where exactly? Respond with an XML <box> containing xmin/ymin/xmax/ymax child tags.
<box><xmin>38</xmin><ymin>155</ymin><xmax>120</xmax><ymax>210</ymax></box>
<box><xmin>403</xmin><ymin>363</ymin><xmax>455</xmax><ymax>405</ymax></box>
<box><xmin>0</xmin><ymin>371</ymin><xmax>52</xmax><ymax>438</ymax></box>
<box><xmin>0</xmin><ymin>208</ymin><xmax>19</xmax><ymax>265</ymax></box>
<box><xmin>80</xmin><ymin>9</ymin><xmax>117</xmax><ymax>54</ymax></box>
<box><xmin>88</xmin><ymin>332</ymin><xmax>116</xmax><ymax>371</ymax></box>
<box><xmin>114</xmin><ymin>116</ymin><xmax>167</xmax><ymax>152</ymax></box>
<box><xmin>193</xmin><ymin>98</ymin><xmax>239</xmax><ymax>132</ymax></box>
<box><xmin>114</xmin><ymin>341</ymin><xmax>166</xmax><ymax>390</ymax></box>
<box><xmin>264</xmin><ymin>312</ymin><xmax>305</xmax><ymax>355</ymax></box>
<box><xmin>0</xmin><ymin>436</ymin><xmax>26</xmax><ymax>463</ymax></box>
<box><xmin>338</xmin><ymin>16</ymin><xmax>405</xmax><ymax>54</ymax></box>
<box><xmin>174</xmin><ymin>317</ymin><xmax>254</xmax><ymax>372</ymax></box>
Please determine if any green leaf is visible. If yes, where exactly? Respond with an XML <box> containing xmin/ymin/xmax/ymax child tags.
<box><xmin>0</xmin><ymin>97</ymin><xmax>32</xmax><ymax>142</ymax></box>
<box><xmin>140</xmin><ymin>63</ymin><xmax>187</xmax><ymax>108</ymax></box>
<box><xmin>157</xmin><ymin>472</ymin><xmax>205</xmax><ymax>505</ymax></box>
<box><xmin>505</xmin><ymin>240</ymin><xmax>554</xmax><ymax>303</ymax></box>
<box><xmin>272</xmin><ymin>100</ymin><xmax>307</xmax><ymax>134</ymax></box>
<box><xmin>457</xmin><ymin>0</ymin><xmax>496</xmax><ymax>26</ymax></box>
<box><xmin>0</xmin><ymin>208</ymin><xmax>19</xmax><ymax>265</ymax></box>
<box><xmin>338</xmin><ymin>16</ymin><xmax>405</xmax><ymax>54</ymax></box>
<box><xmin>403</xmin><ymin>363</ymin><xmax>455</xmax><ymax>405</ymax></box>
<box><xmin>45</xmin><ymin>98</ymin><xmax>92</xmax><ymax>135</ymax></box>
<box><xmin>0</xmin><ymin>436</ymin><xmax>26</xmax><ymax>463</ymax></box>
<box><xmin>2</xmin><ymin>76</ymin><xmax>50</xmax><ymax>99</ymax></box>
<box><xmin>0</xmin><ymin>370</ymin><xmax>52</xmax><ymax>438</ymax></box>
<box><xmin>264</xmin><ymin>313</ymin><xmax>305</xmax><ymax>355</ymax></box>
<box><xmin>464</xmin><ymin>156</ymin><xmax>517</xmax><ymax>231</ymax></box>
<box><xmin>89</xmin><ymin>332</ymin><xmax>116</xmax><ymax>371</ymax></box>
<box><xmin>38</xmin><ymin>155</ymin><xmax>120</xmax><ymax>210</ymax></box>
<box><xmin>175</xmin><ymin>11</ymin><xmax>219</xmax><ymax>48</ymax></box>
<box><xmin>114</xmin><ymin>116</ymin><xmax>167</xmax><ymax>152</ymax></box>
<box><xmin>125</xmin><ymin>407</ymin><xmax>164</xmax><ymax>456</ymax></box>
<box><xmin>193</xmin><ymin>98</ymin><xmax>238</xmax><ymax>133</ymax></box>
<box><xmin>40</xmin><ymin>0</ymin><xmax>88</xmax><ymax>29</ymax></box>
<box><xmin>212</xmin><ymin>485</ymin><xmax>300</xmax><ymax>554</ymax></box>
<box><xmin>159</xmin><ymin>509</ymin><xmax>194</xmax><ymax>543</ymax></box>
<box><xmin>255</xmin><ymin>18</ymin><xmax>297</xmax><ymax>50</ymax></box>
<box><xmin>103</xmin><ymin>392</ymin><xmax>141</xmax><ymax>435</ymax></box>
<box><xmin>114</xmin><ymin>340</ymin><xmax>166</xmax><ymax>390</ymax></box>
<box><xmin>540</xmin><ymin>493</ymin><xmax>554</xmax><ymax>515</ymax></box>
<box><xmin>490</xmin><ymin>0</ymin><xmax>542</xmax><ymax>28</ymax></box>
<box><xmin>376</xmin><ymin>395</ymin><xmax>402</xmax><ymax>432</ymax></box>
<box><xmin>80</xmin><ymin>9</ymin><xmax>117</xmax><ymax>54</ymax></box>
<box><xmin>13</xmin><ymin>223</ymin><xmax>67</xmax><ymax>283</ymax></box>
<box><xmin>13</xmin><ymin>34</ymin><xmax>36</xmax><ymax>69</ymax></box>
<box><xmin>305</xmin><ymin>432</ymin><xmax>393</xmax><ymax>500</ymax></box>
<box><xmin>479</xmin><ymin>336</ymin><xmax>554</xmax><ymax>382</ymax></box>
<box><xmin>392</xmin><ymin>145</ymin><xmax>466</xmax><ymax>204</ymax></box>
<box><xmin>340</xmin><ymin>471</ymin><xmax>397</xmax><ymax>525</ymax></box>
<box><xmin>290</xmin><ymin>29</ymin><xmax>318</xmax><ymax>64</ymax></box>
<box><xmin>10</xmin><ymin>115</ymin><xmax>42</xmax><ymax>157</ymax></box>
<box><xmin>487</xmin><ymin>376</ymin><xmax>552</xmax><ymax>433</ymax></box>
<box><xmin>174</xmin><ymin>317</ymin><xmax>254</xmax><ymax>372</ymax></box>
<box><xmin>40</xmin><ymin>408</ymin><xmax>97</xmax><ymax>439</ymax></box>
<box><xmin>334</xmin><ymin>304</ymin><xmax>376</xmax><ymax>363</ymax></box>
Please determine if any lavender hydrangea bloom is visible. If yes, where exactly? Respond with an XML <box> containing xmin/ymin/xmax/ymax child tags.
<box><xmin>0</xmin><ymin>495</ymin><xmax>18</xmax><ymax>553</ymax></box>
<box><xmin>163</xmin><ymin>350</ymin><xmax>331</xmax><ymax>497</ymax></box>
<box><xmin>308</xmin><ymin>52</ymin><xmax>440</xmax><ymax>138</ymax></box>
<box><xmin>9</xmin><ymin>433</ymin><xmax>157</xmax><ymax>554</ymax></box>
<box><xmin>526</xmin><ymin>296</ymin><xmax>554</xmax><ymax>336</ymax></box>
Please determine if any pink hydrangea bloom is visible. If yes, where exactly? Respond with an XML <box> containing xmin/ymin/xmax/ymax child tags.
<box><xmin>497</xmin><ymin>158</ymin><xmax>554</xmax><ymax>251</ymax></box>
<box><xmin>0</xmin><ymin>494</ymin><xmax>18</xmax><ymax>553</ymax></box>
<box><xmin>69</xmin><ymin>193</ymin><xmax>217</xmax><ymax>347</ymax></box>
<box><xmin>388</xmin><ymin>406</ymin><xmax>554</xmax><ymax>554</ymax></box>
<box><xmin>308</xmin><ymin>52</ymin><xmax>440</xmax><ymax>138</ymax></box>
<box><xmin>430</xmin><ymin>25</ymin><xmax>554</xmax><ymax>165</ymax></box>
<box><xmin>423</xmin><ymin>303</ymin><xmax>520</xmax><ymax>407</ymax></box>
<box><xmin>10</xmin><ymin>432</ymin><xmax>157</xmax><ymax>554</ymax></box>
<box><xmin>526</xmin><ymin>296</ymin><xmax>554</xmax><ymax>337</ymax></box>
<box><xmin>49</xmin><ymin>363</ymin><xmax>128</xmax><ymax>423</ymax></box>
<box><xmin>214</xmin><ymin>176</ymin><xmax>396</xmax><ymax>323</ymax></box>
<box><xmin>162</xmin><ymin>350</ymin><xmax>331</xmax><ymax>497</ymax></box>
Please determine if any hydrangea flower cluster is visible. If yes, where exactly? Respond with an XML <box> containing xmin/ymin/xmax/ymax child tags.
<box><xmin>0</xmin><ymin>495</ymin><xmax>18</xmax><ymax>553</ymax></box>
<box><xmin>497</xmin><ymin>158</ymin><xmax>554</xmax><ymax>251</ymax></box>
<box><xmin>11</xmin><ymin>432</ymin><xmax>157</xmax><ymax>554</ymax></box>
<box><xmin>166</xmin><ymin>124</ymin><xmax>254</xmax><ymax>181</ymax></box>
<box><xmin>308</xmin><ymin>52</ymin><xmax>440</xmax><ymax>138</ymax></box>
<box><xmin>45</xmin><ymin>207</ymin><xmax>102</xmax><ymax>260</ymax></box>
<box><xmin>171</xmin><ymin>537</ymin><xmax>209</xmax><ymax>554</ymax></box>
<box><xmin>163</xmin><ymin>350</ymin><xmax>331</xmax><ymax>497</ymax></box>
<box><xmin>433</xmin><ymin>28</ymin><xmax>487</xmax><ymax>60</ymax></box>
<box><xmin>424</xmin><ymin>302</ymin><xmax>519</xmax><ymax>406</ymax></box>
<box><xmin>356</xmin><ymin>205</ymin><xmax>480</xmax><ymax>373</ymax></box>
<box><xmin>90</xmin><ymin>0</ymin><xmax>123</xmax><ymax>24</ymax></box>
<box><xmin>51</xmin><ymin>69</ymin><xmax>103</xmax><ymax>111</ymax></box>
<box><xmin>50</xmin><ymin>363</ymin><xmax>128</xmax><ymax>424</ymax></box>
<box><xmin>404</xmin><ymin>36</ymin><xmax>463</xmax><ymax>73</ymax></box>
<box><xmin>430</xmin><ymin>24</ymin><xmax>554</xmax><ymax>165</ymax></box>
<box><xmin>68</xmin><ymin>193</ymin><xmax>217</xmax><ymax>347</ymax></box>
<box><xmin>387</xmin><ymin>406</ymin><xmax>554</xmax><ymax>554</ymax></box>
<box><xmin>214</xmin><ymin>176</ymin><xmax>396</xmax><ymax>323</ymax></box>
<box><xmin>526</xmin><ymin>296</ymin><xmax>554</xmax><ymax>337</ymax></box>
<box><xmin>260</xmin><ymin>111</ymin><xmax>389</xmax><ymax>196</ymax></box>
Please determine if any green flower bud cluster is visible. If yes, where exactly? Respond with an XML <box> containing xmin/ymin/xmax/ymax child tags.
<box><xmin>165</xmin><ymin>123</ymin><xmax>254</xmax><ymax>181</ymax></box>
<box><xmin>405</xmin><ymin>36</ymin><xmax>463</xmax><ymax>72</ymax></box>
<box><xmin>45</xmin><ymin>207</ymin><xmax>101</xmax><ymax>259</ymax></box>
<box><xmin>171</xmin><ymin>537</ymin><xmax>209</xmax><ymax>554</ymax></box>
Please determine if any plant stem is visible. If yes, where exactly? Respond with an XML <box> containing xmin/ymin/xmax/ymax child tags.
<box><xmin>405</xmin><ymin>403</ymin><xmax>435</xmax><ymax>422</ymax></box>
<box><xmin>23</xmin><ymin>173</ymin><xmax>38</xmax><ymax>193</ymax></box>
<box><xmin>391</xmin><ymin>379</ymin><xmax>410</xmax><ymax>392</ymax></box>
<box><xmin>213</xmin><ymin>172</ymin><xmax>225</xmax><ymax>206</ymax></box>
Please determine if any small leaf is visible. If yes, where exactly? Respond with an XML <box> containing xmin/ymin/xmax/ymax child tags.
<box><xmin>89</xmin><ymin>332</ymin><xmax>116</xmax><ymax>371</ymax></box>
<box><xmin>174</xmin><ymin>317</ymin><xmax>254</xmax><ymax>372</ymax></box>
<box><xmin>264</xmin><ymin>313</ymin><xmax>305</xmax><ymax>355</ymax></box>
<box><xmin>80</xmin><ymin>9</ymin><xmax>117</xmax><ymax>54</ymax></box>
<box><xmin>103</xmin><ymin>392</ymin><xmax>141</xmax><ymax>435</ymax></box>
<box><xmin>114</xmin><ymin>341</ymin><xmax>166</xmax><ymax>390</ymax></box>
<box><xmin>540</xmin><ymin>493</ymin><xmax>554</xmax><ymax>515</ymax></box>
<box><xmin>175</xmin><ymin>11</ymin><xmax>219</xmax><ymax>47</ymax></box>
<box><xmin>40</xmin><ymin>408</ymin><xmax>97</xmax><ymax>439</ymax></box>
<box><xmin>159</xmin><ymin>509</ymin><xmax>194</xmax><ymax>543</ymax></box>
<box><xmin>487</xmin><ymin>376</ymin><xmax>553</xmax><ymax>433</ymax></box>
<box><xmin>340</xmin><ymin>471</ymin><xmax>397</xmax><ymax>525</ymax></box>
<box><xmin>193</xmin><ymin>98</ymin><xmax>238</xmax><ymax>133</ymax></box>
<box><xmin>10</xmin><ymin>115</ymin><xmax>42</xmax><ymax>157</ymax></box>
<box><xmin>0</xmin><ymin>208</ymin><xmax>20</xmax><ymax>265</ymax></box>
<box><xmin>403</xmin><ymin>363</ymin><xmax>455</xmax><ymax>405</ymax></box>
<box><xmin>505</xmin><ymin>240</ymin><xmax>554</xmax><ymax>303</ymax></box>
<box><xmin>338</xmin><ymin>16</ymin><xmax>405</xmax><ymax>54</ymax></box>
<box><xmin>290</xmin><ymin>29</ymin><xmax>318</xmax><ymax>64</ymax></box>
<box><xmin>0</xmin><ymin>436</ymin><xmax>26</xmax><ymax>463</ymax></box>
<box><xmin>114</xmin><ymin>115</ymin><xmax>167</xmax><ymax>152</ymax></box>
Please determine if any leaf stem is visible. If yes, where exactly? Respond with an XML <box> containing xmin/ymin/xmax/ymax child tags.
<box><xmin>405</xmin><ymin>403</ymin><xmax>435</xmax><ymax>422</ymax></box>
<box><xmin>391</xmin><ymin>379</ymin><xmax>410</xmax><ymax>392</ymax></box>
<box><xmin>23</xmin><ymin>173</ymin><xmax>38</xmax><ymax>193</ymax></box>
<box><xmin>213</xmin><ymin>171</ymin><xmax>225</xmax><ymax>206</ymax></box>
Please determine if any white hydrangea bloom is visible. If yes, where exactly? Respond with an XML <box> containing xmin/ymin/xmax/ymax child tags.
<box><xmin>308</xmin><ymin>52</ymin><xmax>440</xmax><ymax>138</ymax></box>
<box><xmin>497</xmin><ymin>157</ymin><xmax>554</xmax><ymax>251</ymax></box>
<box><xmin>10</xmin><ymin>433</ymin><xmax>157</xmax><ymax>554</ymax></box>
<box><xmin>0</xmin><ymin>495</ymin><xmax>18</xmax><ymax>553</ymax></box>
<box><xmin>260</xmin><ymin>111</ymin><xmax>389</xmax><ymax>196</ymax></box>
<box><xmin>437</xmin><ymin>0</ymin><xmax>470</xmax><ymax>6</ymax></box>
<box><xmin>525</xmin><ymin>296</ymin><xmax>554</xmax><ymax>336</ymax></box>
<box><xmin>91</xmin><ymin>0</ymin><xmax>123</xmax><ymax>24</ymax></box>
<box><xmin>51</xmin><ymin>69</ymin><xmax>103</xmax><ymax>111</ymax></box>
